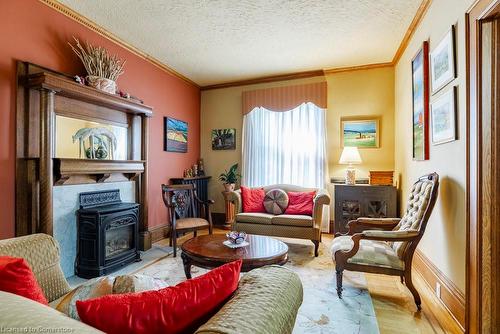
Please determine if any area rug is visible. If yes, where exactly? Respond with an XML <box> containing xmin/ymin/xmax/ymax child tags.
<box><xmin>136</xmin><ymin>236</ymin><xmax>379</xmax><ymax>334</ymax></box>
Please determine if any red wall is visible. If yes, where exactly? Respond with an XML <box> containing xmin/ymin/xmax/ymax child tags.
<box><xmin>0</xmin><ymin>0</ymin><xmax>200</xmax><ymax>239</ymax></box>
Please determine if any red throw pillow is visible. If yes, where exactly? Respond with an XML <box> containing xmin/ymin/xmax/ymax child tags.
<box><xmin>285</xmin><ymin>191</ymin><xmax>316</xmax><ymax>216</ymax></box>
<box><xmin>77</xmin><ymin>260</ymin><xmax>242</xmax><ymax>334</ymax></box>
<box><xmin>241</xmin><ymin>186</ymin><xmax>266</xmax><ymax>213</ymax></box>
<box><xmin>0</xmin><ymin>256</ymin><xmax>48</xmax><ymax>305</ymax></box>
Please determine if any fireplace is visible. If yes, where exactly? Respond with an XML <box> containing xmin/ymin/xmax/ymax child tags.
<box><xmin>76</xmin><ymin>189</ymin><xmax>141</xmax><ymax>278</ymax></box>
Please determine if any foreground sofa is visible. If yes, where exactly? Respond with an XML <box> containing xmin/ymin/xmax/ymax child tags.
<box><xmin>0</xmin><ymin>234</ymin><xmax>303</xmax><ymax>334</ymax></box>
<box><xmin>228</xmin><ymin>184</ymin><xmax>330</xmax><ymax>256</ymax></box>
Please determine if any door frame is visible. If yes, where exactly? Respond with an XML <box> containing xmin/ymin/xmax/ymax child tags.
<box><xmin>466</xmin><ymin>0</ymin><xmax>500</xmax><ymax>332</ymax></box>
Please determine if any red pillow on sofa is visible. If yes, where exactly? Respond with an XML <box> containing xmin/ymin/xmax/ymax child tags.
<box><xmin>77</xmin><ymin>260</ymin><xmax>242</xmax><ymax>334</ymax></box>
<box><xmin>0</xmin><ymin>256</ymin><xmax>48</xmax><ymax>305</ymax></box>
<box><xmin>284</xmin><ymin>191</ymin><xmax>316</xmax><ymax>216</ymax></box>
<box><xmin>241</xmin><ymin>186</ymin><xmax>266</xmax><ymax>213</ymax></box>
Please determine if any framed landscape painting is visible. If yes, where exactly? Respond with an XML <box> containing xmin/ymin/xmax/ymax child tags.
<box><xmin>431</xmin><ymin>87</ymin><xmax>457</xmax><ymax>145</ymax></box>
<box><xmin>412</xmin><ymin>41</ymin><xmax>430</xmax><ymax>161</ymax></box>
<box><xmin>212</xmin><ymin>128</ymin><xmax>236</xmax><ymax>150</ymax></box>
<box><xmin>430</xmin><ymin>26</ymin><xmax>456</xmax><ymax>94</ymax></box>
<box><xmin>164</xmin><ymin>117</ymin><xmax>187</xmax><ymax>153</ymax></box>
<box><xmin>341</xmin><ymin>118</ymin><xmax>379</xmax><ymax>148</ymax></box>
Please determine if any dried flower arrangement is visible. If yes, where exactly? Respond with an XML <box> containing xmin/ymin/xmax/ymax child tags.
<box><xmin>68</xmin><ymin>37</ymin><xmax>126</xmax><ymax>94</ymax></box>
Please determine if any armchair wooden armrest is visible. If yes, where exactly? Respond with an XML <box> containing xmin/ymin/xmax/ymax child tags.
<box><xmin>335</xmin><ymin>217</ymin><xmax>401</xmax><ymax>236</ymax></box>
<box><xmin>334</xmin><ymin>230</ymin><xmax>420</xmax><ymax>260</ymax></box>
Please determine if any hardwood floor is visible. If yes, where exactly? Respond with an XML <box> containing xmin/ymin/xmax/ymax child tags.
<box><xmin>366</xmin><ymin>271</ymin><xmax>462</xmax><ymax>333</ymax></box>
<box><xmin>166</xmin><ymin>228</ymin><xmax>460</xmax><ymax>333</ymax></box>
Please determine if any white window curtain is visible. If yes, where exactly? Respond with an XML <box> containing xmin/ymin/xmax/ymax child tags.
<box><xmin>242</xmin><ymin>102</ymin><xmax>328</xmax><ymax>189</ymax></box>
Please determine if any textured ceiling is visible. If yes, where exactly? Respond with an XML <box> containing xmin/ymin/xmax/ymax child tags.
<box><xmin>58</xmin><ymin>0</ymin><xmax>422</xmax><ymax>86</ymax></box>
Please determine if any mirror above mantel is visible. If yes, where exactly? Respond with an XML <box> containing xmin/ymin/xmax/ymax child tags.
<box><xmin>16</xmin><ymin>61</ymin><xmax>153</xmax><ymax>249</ymax></box>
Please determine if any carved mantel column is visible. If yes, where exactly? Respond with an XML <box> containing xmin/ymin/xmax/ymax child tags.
<box><xmin>39</xmin><ymin>88</ymin><xmax>56</xmax><ymax>235</ymax></box>
<box><xmin>139</xmin><ymin>115</ymin><xmax>151</xmax><ymax>250</ymax></box>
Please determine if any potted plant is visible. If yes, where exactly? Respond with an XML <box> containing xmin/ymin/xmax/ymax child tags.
<box><xmin>69</xmin><ymin>37</ymin><xmax>126</xmax><ymax>94</ymax></box>
<box><xmin>219</xmin><ymin>163</ymin><xmax>240</xmax><ymax>192</ymax></box>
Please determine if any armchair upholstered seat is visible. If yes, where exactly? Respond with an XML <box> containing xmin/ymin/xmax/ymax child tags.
<box><xmin>331</xmin><ymin>173</ymin><xmax>439</xmax><ymax>309</ymax></box>
<box><xmin>331</xmin><ymin>236</ymin><xmax>404</xmax><ymax>270</ymax></box>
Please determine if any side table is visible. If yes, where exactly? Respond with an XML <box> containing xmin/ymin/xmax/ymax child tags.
<box><xmin>221</xmin><ymin>191</ymin><xmax>235</xmax><ymax>230</ymax></box>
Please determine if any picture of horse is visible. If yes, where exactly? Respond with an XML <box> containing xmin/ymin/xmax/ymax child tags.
<box><xmin>164</xmin><ymin>117</ymin><xmax>188</xmax><ymax>153</ymax></box>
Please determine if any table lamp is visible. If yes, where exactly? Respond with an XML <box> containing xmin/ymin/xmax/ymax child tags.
<box><xmin>339</xmin><ymin>147</ymin><xmax>362</xmax><ymax>185</ymax></box>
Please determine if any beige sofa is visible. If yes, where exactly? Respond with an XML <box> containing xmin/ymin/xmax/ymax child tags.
<box><xmin>0</xmin><ymin>233</ymin><xmax>303</xmax><ymax>334</ymax></box>
<box><xmin>228</xmin><ymin>184</ymin><xmax>330</xmax><ymax>256</ymax></box>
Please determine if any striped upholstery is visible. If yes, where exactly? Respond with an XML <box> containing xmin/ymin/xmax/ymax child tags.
<box><xmin>331</xmin><ymin>236</ymin><xmax>404</xmax><ymax>270</ymax></box>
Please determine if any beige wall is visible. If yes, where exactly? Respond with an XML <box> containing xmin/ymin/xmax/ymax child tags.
<box><xmin>394</xmin><ymin>0</ymin><xmax>475</xmax><ymax>293</ymax></box>
<box><xmin>201</xmin><ymin>66</ymin><xmax>395</xmax><ymax>213</ymax></box>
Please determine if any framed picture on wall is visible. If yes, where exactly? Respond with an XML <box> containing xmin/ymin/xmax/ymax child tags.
<box><xmin>412</xmin><ymin>41</ymin><xmax>430</xmax><ymax>161</ymax></box>
<box><xmin>430</xmin><ymin>25</ymin><xmax>456</xmax><ymax>94</ymax></box>
<box><xmin>164</xmin><ymin>117</ymin><xmax>188</xmax><ymax>153</ymax></box>
<box><xmin>211</xmin><ymin>128</ymin><xmax>236</xmax><ymax>150</ymax></box>
<box><xmin>341</xmin><ymin>117</ymin><xmax>380</xmax><ymax>148</ymax></box>
<box><xmin>431</xmin><ymin>87</ymin><xmax>457</xmax><ymax>145</ymax></box>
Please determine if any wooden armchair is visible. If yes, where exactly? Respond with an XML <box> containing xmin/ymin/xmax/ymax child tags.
<box><xmin>161</xmin><ymin>184</ymin><xmax>214</xmax><ymax>257</ymax></box>
<box><xmin>331</xmin><ymin>173</ymin><xmax>439</xmax><ymax>309</ymax></box>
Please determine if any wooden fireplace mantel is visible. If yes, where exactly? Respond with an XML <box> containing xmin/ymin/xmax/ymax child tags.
<box><xmin>16</xmin><ymin>62</ymin><xmax>154</xmax><ymax>250</ymax></box>
<box><xmin>53</xmin><ymin>158</ymin><xmax>145</xmax><ymax>185</ymax></box>
<box><xmin>26</xmin><ymin>71</ymin><xmax>153</xmax><ymax>116</ymax></box>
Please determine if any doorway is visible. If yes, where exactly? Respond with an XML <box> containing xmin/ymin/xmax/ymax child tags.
<box><xmin>466</xmin><ymin>0</ymin><xmax>500</xmax><ymax>332</ymax></box>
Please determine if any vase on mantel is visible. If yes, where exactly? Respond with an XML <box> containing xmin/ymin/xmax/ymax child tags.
<box><xmin>86</xmin><ymin>75</ymin><xmax>116</xmax><ymax>94</ymax></box>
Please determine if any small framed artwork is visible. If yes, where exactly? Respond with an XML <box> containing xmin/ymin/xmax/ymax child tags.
<box><xmin>341</xmin><ymin>117</ymin><xmax>380</xmax><ymax>148</ymax></box>
<box><xmin>430</xmin><ymin>25</ymin><xmax>456</xmax><ymax>94</ymax></box>
<box><xmin>211</xmin><ymin>128</ymin><xmax>236</xmax><ymax>150</ymax></box>
<box><xmin>412</xmin><ymin>41</ymin><xmax>430</xmax><ymax>161</ymax></box>
<box><xmin>431</xmin><ymin>87</ymin><xmax>457</xmax><ymax>145</ymax></box>
<box><xmin>164</xmin><ymin>117</ymin><xmax>188</xmax><ymax>153</ymax></box>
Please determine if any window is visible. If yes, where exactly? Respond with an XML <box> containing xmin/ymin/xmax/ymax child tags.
<box><xmin>242</xmin><ymin>102</ymin><xmax>327</xmax><ymax>188</ymax></box>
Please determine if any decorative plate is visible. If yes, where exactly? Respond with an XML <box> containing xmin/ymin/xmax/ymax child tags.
<box><xmin>223</xmin><ymin>240</ymin><xmax>250</xmax><ymax>248</ymax></box>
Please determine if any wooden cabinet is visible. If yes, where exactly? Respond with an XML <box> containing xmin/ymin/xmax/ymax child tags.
<box><xmin>333</xmin><ymin>184</ymin><xmax>397</xmax><ymax>234</ymax></box>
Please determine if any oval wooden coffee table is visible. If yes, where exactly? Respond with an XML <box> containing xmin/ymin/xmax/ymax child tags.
<box><xmin>180</xmin><ymin>234</ymin><xmax>288</xmax><ymax>278</ymax></box>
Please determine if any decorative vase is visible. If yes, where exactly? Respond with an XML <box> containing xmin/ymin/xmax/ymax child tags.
<box><xmin>86</xmin><ymin>75</ymin><xmax>116</xmax><ymax>94</ymax></box>
<box><xmin>223</xmin><ymin>183</ymin><xmax>235</xmax><ymax>192</ymax></box>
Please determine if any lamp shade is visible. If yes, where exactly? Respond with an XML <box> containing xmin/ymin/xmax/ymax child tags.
<box><xmin>339</xmin><ymin>147</ymin><xmax>362</xmax><ymax>165</ymax></box>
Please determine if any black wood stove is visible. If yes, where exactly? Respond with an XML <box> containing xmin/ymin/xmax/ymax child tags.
<box><xmin>76</xmin><ymin>189</ymin><xmax>141</xmax><ymax>278</ymax></box>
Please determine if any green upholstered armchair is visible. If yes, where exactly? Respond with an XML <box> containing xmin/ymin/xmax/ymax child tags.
<box><xmin>331</xmin><ymin>173</ymin><xmax>439</xmax><ymax>309</ymax></box>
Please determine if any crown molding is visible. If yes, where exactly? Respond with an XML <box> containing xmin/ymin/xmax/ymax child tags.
<box><xmin>41</xmin><ymin>0</ymin><xmax>431</xmax><ymax>90</ymax></box>
<box><xmin>38</xmin><ymin>0</ymin><xmax>199</xmax><ymax>88</ymax></box>
<box><xmin>200</xmin><ymin>70</ymin><xmax>325</xmax><ymax>91</ymax></box>
<box><xmin>392</xmin><ymin>0</ymin><xmax>433</xmax><ymax>64</ymax></box>
<box><xmin>323</xmin><ymin>62</ymin><xmax>393</xmax><ymax>75</ymax></box>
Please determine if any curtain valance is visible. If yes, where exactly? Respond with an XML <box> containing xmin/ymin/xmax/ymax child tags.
<box><xmin>241</xmin><ymin>81</ymin><xmax>327</xmax><ymax>115</ymax></box>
